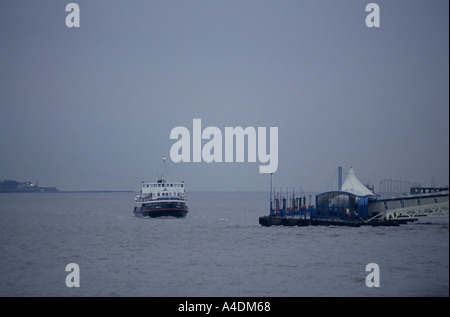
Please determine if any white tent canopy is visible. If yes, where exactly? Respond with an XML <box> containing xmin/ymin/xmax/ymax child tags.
<box><xmin>341</xmin><ymin>167</ymin><xmax>375</xmax><ymax>196</ymax></box>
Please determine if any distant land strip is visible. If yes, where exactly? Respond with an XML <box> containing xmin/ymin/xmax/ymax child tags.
<box><xmin>0</xmin><ymin>179</ymin><xmax>136</xmax><ymax>193</ymax></box>
<box><xmin>59</xmin><ymin>190</ymin><xmax>135</xmax><ymax>193</ymax></box>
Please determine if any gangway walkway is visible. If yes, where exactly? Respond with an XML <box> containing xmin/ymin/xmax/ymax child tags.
<box><xmin>368</xmin><ymin>201</ymin><xmax>449</xmax><ymax>222</ymax></box>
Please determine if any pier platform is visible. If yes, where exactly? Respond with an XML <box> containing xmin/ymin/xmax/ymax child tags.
<box><xmin>258</xmin><ymin>215</ymin><xmax>408</xmax><ymax>227</ymax></box>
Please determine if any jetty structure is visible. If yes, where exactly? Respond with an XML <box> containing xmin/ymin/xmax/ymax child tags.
<box><xmin>259</xmin><ymin>167</ymin><xmax>449</xmax><ymax>227</ymax></box>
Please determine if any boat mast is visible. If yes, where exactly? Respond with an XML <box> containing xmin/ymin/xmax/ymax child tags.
<box><xmin>163</xmin><ymin>157</ymin><xmax>167</xmax><ymax>181</ymax></box>
<box><xmin>269</xmin><ymin>173</ymin><xmax>273</xmax><ymax>215</ymax></box>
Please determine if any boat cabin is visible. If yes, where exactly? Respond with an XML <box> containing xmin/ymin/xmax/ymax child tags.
<box><xmin>138</xmin><ymin>179</ymin><xmax>185</xmax><ymax>201</ymax></box>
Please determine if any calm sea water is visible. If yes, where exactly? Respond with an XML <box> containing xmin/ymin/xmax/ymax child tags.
<box><xmin>0</xmin><ymin>191</ymin><xmax>448</xmax><ymax>297</ymax></box>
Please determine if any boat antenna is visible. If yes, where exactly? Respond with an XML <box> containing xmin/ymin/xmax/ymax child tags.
<box><xmin>163</xmin><ymin>157</ymin><xmax>167</xmax><ymax>181</ymax></box>
<box><xmin>269</xmin><ymin>173</ymin><xmax>273</xmax><ymax>215</ymax></box>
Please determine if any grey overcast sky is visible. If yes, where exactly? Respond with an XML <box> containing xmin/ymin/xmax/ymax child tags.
<box><xmin>1</xmin><ymin>0</ymin><xmax>448</xmax><ymax>191</ymax></box>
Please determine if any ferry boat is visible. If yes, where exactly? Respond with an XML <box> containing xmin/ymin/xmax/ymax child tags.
<box><xmin>133</xmin><ymin>159</ymin><xmax>189</xmax><ymax>218</ymax></box>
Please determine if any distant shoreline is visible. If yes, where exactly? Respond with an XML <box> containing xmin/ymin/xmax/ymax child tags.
<box><xmin>0</xmin><ymin>190</ymin><xmax>135</xmax><ymax>194</ymax></box>
<box><xmin>59</xmin><ymin>190</ymin><xmax>135</xmax><ymax>193</ymax></box>
<box><xmin>0</xmin><ymin>190</ymin><xmax>274</xmax><ymax>194</ymax></box>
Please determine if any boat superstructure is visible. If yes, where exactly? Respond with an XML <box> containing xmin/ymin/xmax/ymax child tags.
<box><xmin>133</xmin><ymin>158</ymin><xmax>188</xmax><ymax>218</ymax></box>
